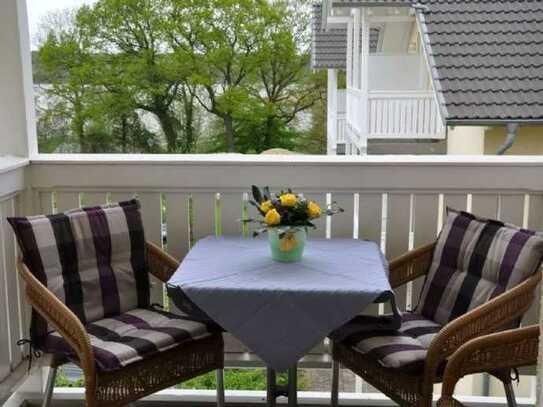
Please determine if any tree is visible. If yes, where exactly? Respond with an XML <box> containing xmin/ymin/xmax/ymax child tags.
<box><xmin>167</xmin><ymin>0</ymin><xmax>275</xmax><ymax>152</ymax></box>
<box><xmin>37</xmin><ymin>10</ymin><xmax>103</xmax><ymax>153</ymax></box>
<box><xmin>33</xmin><ymin>0</ymin><xmax>327</xmax><ymax>155</ymax></box>
<box><xmin>242</xmin><ymin>1</ymin><xmax>322</xmax><ymax>152</ymax></box>
<box><xmin>77</xmin><ymin>0</ymin><xmax>198</xmax><ymax>152</ymax></box>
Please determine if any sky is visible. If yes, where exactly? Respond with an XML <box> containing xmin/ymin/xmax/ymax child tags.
<box><xmin>26</xmin><ymin>0</ymin><xmax>96</xmax><ymax>44</ymax></box>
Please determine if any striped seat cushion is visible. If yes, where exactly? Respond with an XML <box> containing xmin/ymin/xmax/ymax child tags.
<box><xmin>8</xmin><ymin>200</ymin><xmax>150</xmax><ymax>345</ymax></box>
<box><xmin>41</xmin><ymin>308</ymin><xmax>219</xmax><ymax>372</ymax></box>
<box><xmin>416</xmin><ymin>208</ymin><xmax>543</xmax><ymax>325</ymax></box>
<box><xmin>341</xmin><ymin>313</ymin><xmax>441</xmax><ymax>371</ymax></box>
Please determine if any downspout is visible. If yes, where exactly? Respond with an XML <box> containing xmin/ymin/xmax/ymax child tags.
<box><xmin>497</xmin><ymin>123</ymin><xmax>520</xmax><ymax>155</ymax></box>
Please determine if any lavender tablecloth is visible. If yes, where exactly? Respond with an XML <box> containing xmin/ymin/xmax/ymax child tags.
<box><xmin>167</xmin><ymin>236</ymin><xmax>398</xmax><ymax>371</ymax></box>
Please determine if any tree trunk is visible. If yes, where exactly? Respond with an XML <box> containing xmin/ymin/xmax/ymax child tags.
<box><xmin>182</xmin><ymin>88</ymin><xmax>196</xmax><ymax>153</ymax></box>
<box><xmin>155</xmin><ymin>109</ymin><xmax>179</xmax><ymax>153</ymax></box>
<box><xmin>120</xmin><ymin>115</ymin><xmax>128</xmax><ymax>153</ymax></box>
<box><xmin>73</xmin><ymin>96</ymin><xmax>86</xmax><ymax>153</ymax></box>
<box><xmin>223</xmin><ymin>114</ymin><xmax>235</xmax><ymax>152</ymax></box>
<box><xmin>263</xmin><ymin>116</ymin><xmax>274</xmax><ymax>151</ymax></box>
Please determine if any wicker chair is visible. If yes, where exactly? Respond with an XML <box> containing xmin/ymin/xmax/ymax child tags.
<box><xmin>330</xmin><ymin>242</ymin><xmax>542</xmax><ymax>407</ymax></box>
<box><xmin>437</xmin><ymin>324</ymin><xmax>540</xmax><ymax>407</ymax></box>
<box><xmin>18</xmin><ymin>241</ymin><xmax>225</xmax><ymax>407</ymax></box>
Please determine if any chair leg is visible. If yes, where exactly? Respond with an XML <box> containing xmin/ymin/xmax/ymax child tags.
<box><xmin>42</xmin><ymin>366</ymin><xmax>58</xmax><ymax>407</ymax></box>
<box><xmin>216</xmin><ymin>369</ymin><xmax>225</xmax><ymax>407</ymax></box>
<box><xmin>503</xmin><ymin>381</ymin><xmax>518</xmax><ymax>407</ymax></box>
<box><xmin>331</xmin><ymin>359</ymin><xmax>339</xmax><ymax>407</ymax></box>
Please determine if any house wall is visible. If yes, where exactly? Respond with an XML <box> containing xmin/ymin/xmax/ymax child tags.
<box><xmin>368</xmin><ymin>54</ymin><xmax>427</xmax><ymax>90</ymax></box>
<box><xmin>484</xmin><ymin>126</ymin><xmax>543</xmax><ymax>155</ymax></box>
<box><xmin>447</xmin><ymin>126</ymin><xmax>486</xmax><ymax>155</ymax></box>
<box><xmin>380</xmin><ymin>22</ymin><xmax>412</xmax><ymax>52</ymax></box>
<box><xmin>0</xmin><ymin>0</ymin><xmax>33</xmax><ymax>157</ymax></box>
<box><xmin>447</xmin><ymin>125</ymin><xmax>543</xmax><ymax>156</ymax></box>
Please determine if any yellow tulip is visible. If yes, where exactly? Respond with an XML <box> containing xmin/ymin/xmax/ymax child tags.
<box><xmin>308</xmin><ymin>201</ymin><xmax>322</xmax><ymax>219</ymax></box>
<box><xmin>280</xmin><ymin>193</ymin><xmax>298</xmax><ymax>207</ymax></box>
<box><xmin>260</xmin><ymin>200</ymin><xmax>273</xmax><ymax>213</ymax></box>
<box><xmin>265</xmin><ymin>209</ymin><xmax>281</xmax><ymax>226</ymax></box>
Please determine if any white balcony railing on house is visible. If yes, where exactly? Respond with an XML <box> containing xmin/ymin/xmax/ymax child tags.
<box><xmin>336</xmin><ymin>90</ymin><xmax>347</xmax><ymax>145</ymax></box>
<box><xmin>336</xmin><ymin>114</ymin><xmax>347</xmax><ymax>145</ymax></box>
<box><xmin>1</xmin><ymin>154</ymin><xmax>542</xmax><ymax>405</ymax></box>
<box><xmin>345</xmin><ymin>89</ymin><xmax>446</xmax><ymax>144</ymax></box>
<box><xmin>368</xmin><ymin>91</ymin><xmax>446</xmax><ymax>139</ymax></box>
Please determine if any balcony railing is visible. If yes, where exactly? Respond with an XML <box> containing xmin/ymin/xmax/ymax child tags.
<box><xmin>345</xmin><ymin>90</ymin><xmax>446</xmax><ymax>144</ymax></box>
<box><xmin>0</xmin><ymin>154</ymin><xmax>541</xmax><ymax>405</ymax></box>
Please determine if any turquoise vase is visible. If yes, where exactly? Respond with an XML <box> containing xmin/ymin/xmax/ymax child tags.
<box><xmin>268</xmin><ymin>228</ymin><xmax>307</xmax><ymax>263</ymax></box>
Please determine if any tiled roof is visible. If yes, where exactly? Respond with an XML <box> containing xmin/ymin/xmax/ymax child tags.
<box><xmin>311</xmin><ymin>4</ymin><xmax>380</xmax><ymax>69</ymax></box>
<box><xmin>419</xmin><ymin>0</ymin><xmax>543</xmax><ymax>122</ymax></box>
<box><xmin>314</xmin><ymin>0</ymin><xmax>543</xmax><ymax>123</ymax></box>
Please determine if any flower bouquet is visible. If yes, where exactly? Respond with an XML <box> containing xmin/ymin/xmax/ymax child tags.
<box><xmin>245</xmin><ymin>186</ymin><xmax>343</xmax><ymax>262</ymax></box>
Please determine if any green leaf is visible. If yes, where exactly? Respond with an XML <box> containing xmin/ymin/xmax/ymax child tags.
<box><xmin>252</xmin><ymin>185</ymin><xmax>263</xmax><ymax>204</ymax></box>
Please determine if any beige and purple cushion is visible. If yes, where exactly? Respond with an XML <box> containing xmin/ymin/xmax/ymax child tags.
<box><xmin>341</xmin><ymin>313</ymin><xmax>441</xmax><ymax>371</ymax></box>
<box><xmin>42</xmin><ymin>308</ymin><xmax>218</xmax><ymax>371</ymax></box>
<box><xmin>416</xmin><ymin>208</ymin><xmax>543</xmax><ymax>325</ymax></box>
<box><xmin>8</xmin><ymin>200</ymin><xmax>150</xmax><ymax>345</ymax></box>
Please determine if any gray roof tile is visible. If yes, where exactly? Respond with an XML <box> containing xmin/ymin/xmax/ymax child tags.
<box><xmin>311</xmin><ymin>4</ymin><xmax>380</xmax><ymax>69</ymax></box>
<box><xmin>419</xmin><ymin>0</ymin><xmax>543</xmax><ymax>122</ymax></box>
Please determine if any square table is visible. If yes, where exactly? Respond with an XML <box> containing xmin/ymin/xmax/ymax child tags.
<box><xmin>167</xmin><ymin>236</ymin><xmax>399</xmax><ymax>406</ymax></box>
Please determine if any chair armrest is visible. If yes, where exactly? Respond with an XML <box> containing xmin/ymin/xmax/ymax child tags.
<box><xmin>388</xmin><ymin>242</ymin><xmax>435</xmax><ymax>289</ymax></box>
<box><xmin>437</xmin><ymin>325</ymin><xmax>539</xmax><ymax>407</ymax></box>
<box><xmin>17</xmin><ymin>260</ymin><xmax>96</xmax><ymax>381</ymax></box>
<box><xmin>146</xmin><ymin>241</ymin><xmax>180</xmax><ymax>283</ymax></box>
<box><xmin>425</xmin><ymin>270</ymin><xmax>542</xmax><ymax>381</ymax></box>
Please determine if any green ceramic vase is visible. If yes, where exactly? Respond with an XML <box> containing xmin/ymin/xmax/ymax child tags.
<box><xmin>268</xmin><ymin>228</ymin><xmax>306</xmax><ymax>263</ymax></box>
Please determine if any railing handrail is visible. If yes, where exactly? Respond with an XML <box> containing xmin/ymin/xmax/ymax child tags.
<box><xmin>28</xmin><ymin>154</ymin><xmax>543</xmax><ymax>166</ymax></box>
<box><xmin>368</xmin><ymin>90</ymin><xmax>434</xmax><ymax>99</ymax></box>
<box><xmin>27</xmin><ymin>155</ymin><xmax>543</xmax><ymax>195</ymax></box>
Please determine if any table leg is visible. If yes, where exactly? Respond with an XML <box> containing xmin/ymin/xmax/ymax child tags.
<box><xmin>266</xmin><ymin>368</ymin><xmax>277</xmax><ymax>407</ymax></box>
<box><xmin>288</xmin><ymin>366</ymin><xmax>298</xmax><ymax>407</ymax></box>
<box><xmin>266</xmin><ymin>366</ymin><xmax>298</xmax><ymax>407</ymax></box>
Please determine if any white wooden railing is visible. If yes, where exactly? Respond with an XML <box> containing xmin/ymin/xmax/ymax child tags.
<box><xmin>345</xmin><ymin>89</ymin><xmax>446</xmax><ymax>144</ymax></box>
<box><xmin>368</xmin><ymin>91</ymin><xmax>445</xmax><ymax>139</ymax></box>
<box><xmin>2</xmin><ymin>154</ymin><xmax>543</xmax><ymax>405</ymax></box>
<box><xmin>336</xmin><ymin>114</ymin><xmax>347</xmax><ymax>146</ymax></box>
<box><xmin>0</xmin><ymin>156</ymin><xmax>28</xmax><ymax>401</ymax></box>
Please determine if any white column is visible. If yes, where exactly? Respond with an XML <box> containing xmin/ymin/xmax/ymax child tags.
<box><xmin>327</xmin><ymin>69</ymin><xmax>338</xmax><ymax>156</ymax></box>
<box><xmin>345</xmin><ymin>16</ymin><xmax>354</xmax><ymax>153</ymax></box>
<box><xmin>352</xmin><ymin>9</ymin><xmax>361</xmax><ymax>91</ymax></box>
<box><xmin>358</xmin><ymin>8</ymin><xmax>370</xmax><ymax>155</ymax></box>
<box><xmin>346</xmin><ymin>19</ymin><xmax>354</xmax><ymax>89</ymax></box>
<box><xmin>0</xmin><ymin>0</ymin><xmax>34</xmax><ymax>158</ymax></box>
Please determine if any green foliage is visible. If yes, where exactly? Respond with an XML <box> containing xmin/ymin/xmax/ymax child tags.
<box><xmin>54</xmin><ymin>368</ymin><xmax>84</xmax><ymax>388</ymax></box>
<box><xmin>35</xmin><ymin>0</ymin><xmax>326</xmax><ymax>154</ymax></box>
<box><xmin>178</xmin><ymin>369</ymin><xmax>307</xmax><ymax>391</ymax></box>
<box><xmin>54</xmin><ymin>367</ymin><xmax>308</xmax><ymax>391</ymax></box>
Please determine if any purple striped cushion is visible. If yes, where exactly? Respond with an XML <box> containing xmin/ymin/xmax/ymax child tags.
<box><xmin>8</xmin><ymin>200</ymin><xmax>150</xmax><ymax>344</ymax></box>
<box><xmin>343</xmin><ymin>313</ymin><xmax>441</xmax><ymax>370</ymax></box>
<box><xmin>416</xmin><ymin>208</ymin><xmax>543</xmax><ymax>325</ymax></box>
<box><xmin>41</xmin><ymin>308</ymin><xmax>218</xmax><ymax>371</ymax></box>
